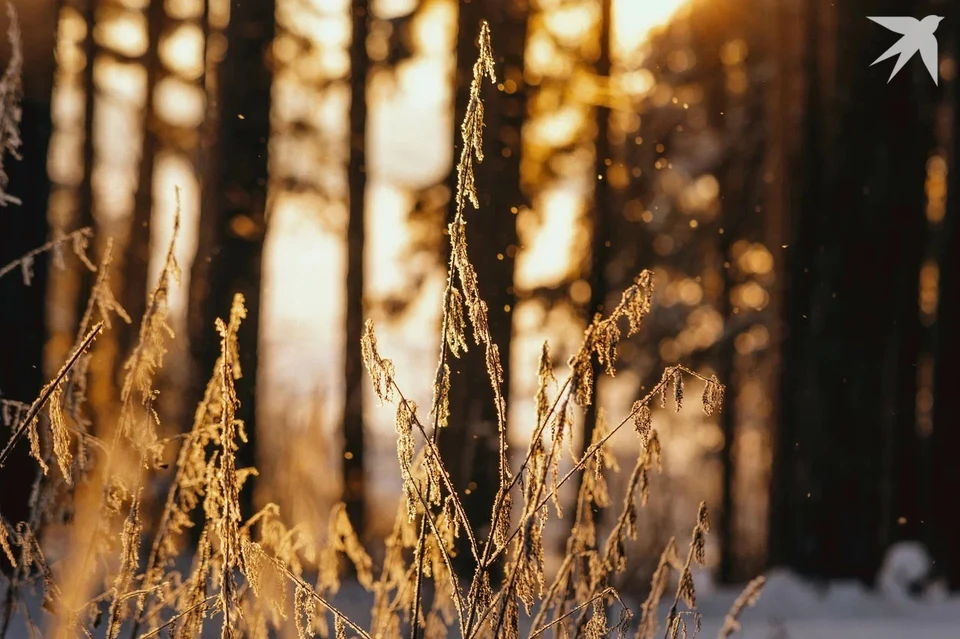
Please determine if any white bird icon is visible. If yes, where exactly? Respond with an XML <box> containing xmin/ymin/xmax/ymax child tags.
<box><xmin>868</xmin><ymin>15</ymin><xmax>944</xmax><ymax>85</ymax></box>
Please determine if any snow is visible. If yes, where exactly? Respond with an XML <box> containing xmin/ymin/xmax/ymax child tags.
<box><xmin>687</xmin><ymin>564</ymin><xmax>960</xmax><ymax>639</ymax></box>
<box><xmin>5</xmin><ymin>563</ymin><xmax>960</xmax><ymax>637</ymax></box>
<box><xmin>313</xmin><ymin>567</ymin><xmax>960</xmax><ymax>639</ymax></box>
<box><xmin>877</xmin><ymin>540</ymin><xmax>934</xmax><ymax>602</ymax></box>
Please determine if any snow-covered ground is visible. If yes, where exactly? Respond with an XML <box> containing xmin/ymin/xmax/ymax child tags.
<box><xmin>687</xmin><ymin>568</ymin><xmax>960</xmax><ymax>638</ymax></box>
<box><xmin>314</xmin><ymin>565</ymin><xmax>960</xmax><ymax>639</ymax></box>
<box><xmin>4</xmin><ymin>563</ymin><xmax>959</xmax><ymax>637</ymax></box>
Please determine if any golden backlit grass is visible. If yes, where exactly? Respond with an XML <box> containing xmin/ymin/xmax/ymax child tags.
<box><xmin>0</xmin><ymin>10</ymin><xmax>764</xmax><ymax>639</ymax></box>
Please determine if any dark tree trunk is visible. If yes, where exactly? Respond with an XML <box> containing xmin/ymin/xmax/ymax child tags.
<box><xmin>188</xmin><ymin>0</ymin><xmax>275</xmax><ymax>517</ymax></box>
<box><xmin>0</xmin><ymin>1</ymin><xmax>58</xmax><ymax>530</ymax></box>
<box><xmin>0</xmin><ymin>109</ymin><xmax>54</xmax><ymax>527</ymax></box>
<box><xmin>715</xmin><ymin>205</ymin><xmax>740</xmax><ymax>585</ymax></box>
<box><xmin>761</xmin><ymin>0</ymin><xmax>800</xmax><ymax>579</ymax></box>
<box><xmin>342</xmin><ymin>0</ymin><xmax>369</xmax><ymax>536</ymax></box>
<box><xmin>574</xmin><ymin>0</ymin><xmax>613</xmax><ymax>523</ymax></box>
<box><xmin>439</xmin><ymin>0</ymin><xmax>527</xmax><ymax>578</ymax></box>
<box><xmin>120</xmin><ymin>0</ymin><xmax>165</xmax><ymax>359</ymax></box>
<box><xmin>770</xmin><ymin>0</ymin><xmax>931</xmax><ymax>583</ymax></box>
<box><xmin>695</xmin><ymin>0</ymin><xmax>751</xmax><ymax>586</ymax></box>
<box><xmin>74</xmin><ymin>0</ymin><xmax>97</xmax><ymax>326</ymax></box>
<box><xmin>931</xmin><ymin>3</ymin><xmax>960</xmax><ymax>590</ymax></box>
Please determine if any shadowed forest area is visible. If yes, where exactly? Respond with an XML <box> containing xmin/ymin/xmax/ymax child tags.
<box><xmin>1</xmin><ymin>0</ymin><xmax>960</xmax><ymax>636</ymax></box>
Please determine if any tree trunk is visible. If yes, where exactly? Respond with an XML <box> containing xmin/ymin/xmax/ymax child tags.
<box><xmin>76</xmin><ymin>0</ymin><xmax>96</xmax><ymax>321</ymax></box>
<box><xmin>931</xmin><ymin>4</ymin><xmax>960</xmax><ymax>590</ymax></box>
<box><xmin>120</xmin><ymin>0</ymin><xmax>165</xmax><ymax>360</ymax></box>
<box><xmin>770</xmin><ymin>0</ymin><xmax>930</xmax><ymax>583</ymax></box>
<box><xmin>695</xmin><ymin>0</ymin><xmax>750</xmax><ymax>586</ymax></box>
<box><xmin>342</xmin><ymin>0</ymin><xmax>368</xmax><ymax>537</ymax></box>
<box><xmin>0</xmin><ymin>0</ymin><xmax>58</xmax><ymax>530</ymax></box>
<box><xmin>574</xmin><ymin>0</ymin><xmax>613</xmax><ymax>525</ymax></box>
<box><xmin>188</xmin><ymin>0</ymin><xmax>275</xmax><ymax>517</ymax></box>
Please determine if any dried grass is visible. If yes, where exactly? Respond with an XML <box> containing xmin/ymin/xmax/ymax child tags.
<box><xmin>0</xmin><ymin>1</ymin><xmax>22</xmax><ymax>207</ymax></box>
<box><xmin>0</xmin><ymin>12</ymin><xmax>764</xmax><ymax>639</ymax></box>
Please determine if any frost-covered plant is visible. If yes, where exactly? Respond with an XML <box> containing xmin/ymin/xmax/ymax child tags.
<box><xmin>0</xmin><ymin>11</ymin><xmax>763</xmax><ymax>639</ymax></box>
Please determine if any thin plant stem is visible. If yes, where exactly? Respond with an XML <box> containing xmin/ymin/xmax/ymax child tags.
<box><xmin>0</xmin><ymin>322</ymin><xmax>103</xmax><ymax>469</ymax></box>
<box><xmin>528</xmin><ymin>588</ymin><xmax>615</xmax><ymax>638</ymax></box>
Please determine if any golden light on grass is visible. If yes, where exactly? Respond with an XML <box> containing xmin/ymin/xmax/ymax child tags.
<box><xmin>150</xmin><ymin>151</ymin><xmax>199</xmax><ymax>318</ymax></box>
<box><xmin>0</xmin><ymin>5</ymin><xmax>774</xmax><ymax>632</ymax></box>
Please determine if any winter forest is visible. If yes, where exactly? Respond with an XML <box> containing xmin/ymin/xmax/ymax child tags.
<box><xmin>1</xmin><ymin>0</ymin><xmax>959</xmax><ymax>636</ymax></box>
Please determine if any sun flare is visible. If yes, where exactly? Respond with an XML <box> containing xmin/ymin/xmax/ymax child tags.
<box><xmin>613</xmin><ymin>0</ymin><xmax>691</xmax><ymax>56</ymax></box>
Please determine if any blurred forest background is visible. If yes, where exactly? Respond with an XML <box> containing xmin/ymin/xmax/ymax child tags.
<box><xmin>1</xmin><ymin>0</ymin><xmax>959</xmax><ymax>596</ymax></box>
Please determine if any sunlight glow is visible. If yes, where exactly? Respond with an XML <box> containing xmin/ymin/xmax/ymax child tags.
<box><xmin>93</xmin><ymin>9</ymin><xmax>147</xmax><ymax>58</ymax></box>
<box><xmin>150</xmin><ymin>152</ymin><xmax>200</xmax><ymax>319</ymax></box>
<box><xmin>94</xmin><ymin>58</ymin><xmax>146</xmax><ymax>106</ymax></box>
<box><xmin>544</xmin><ymin>3</ymin><xmax>597</xmax><ymax>46</ymax></box>
<box><xmin>92</xmin><ymin>98</ymin><xmax>141</xmax><ymax>223</ymax></box>
<box><xmin>264</xmin><ymin>193</ymin><xmax>342</xmax><ymax>327</ymax></box>
<box><xmin>160</xmin><ymin>22</ymin><xmax>205</xmax><ymax>80</ymax></box>
<box><xmin>516</xmin><ymin>188</ymin><xmax>584</xmax><ymax>290</ymax></box>
<box><xmin>365</xmin><ymin>184</ymin><xmax>416</xmax><ymax>297</ymax></box>
<box><xmin>526</xmin><ymin>30</ymin><xmax>573</xmax><ymax>78</ymax></box>
<box><xmin>616</xmin><ymin>68</ymin><xmax>656</xmax><ymax>98</ymax></box>
<box><xmin>920</xmin><ymin>260</ymin><xmax>939</xmax><ymax>320</ymax></box>
<box><xmin>165</xmin><ymin>0</ymin><xmax>205</xmax><ymax>21</ymax></box>
<box><xmin>612</xmin><ymin>0</ymin><xmax>690</xmax><ymax>56</ymax></box>
<box><xmin>737</xmin><ymin>244</ymin><xmax>774</xmax><ymax>276</ymax></box>
<box><xmin>396</xmin><ymin>57</ymin><xmax>448</xmax><ymax>104</ymax></box>
<box><xmin>926</xmin><ymin>154</ymin><xmax>947</xmax><ymax>223</ymax></box>
<box><xmin>47</xmin><ymin>129</ymin><xmax>83</xmax><ymax>186</ymax></box>
<box><xmin>527</xmin><ymin>105</ymin><xmax>584</xmax><ymax>148</ymax></box>
<box><xmin>154</xmin><ymin>76</ymin><xmax>205</xmax><ymax>128</ymax></box>
<box><xmin>410</xmin><ymin>0</ymin><xmax>456</xmax><ymax>55</ymax></box>
<box><xmin>55</xmin><ymin>7</ymin><xmax>87</xmax><ymax>76</ymax></box>
<box><xmin>734</xmin><ymin>282</ymin><xmax>770</xmax><ymax>311</ymax></box>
